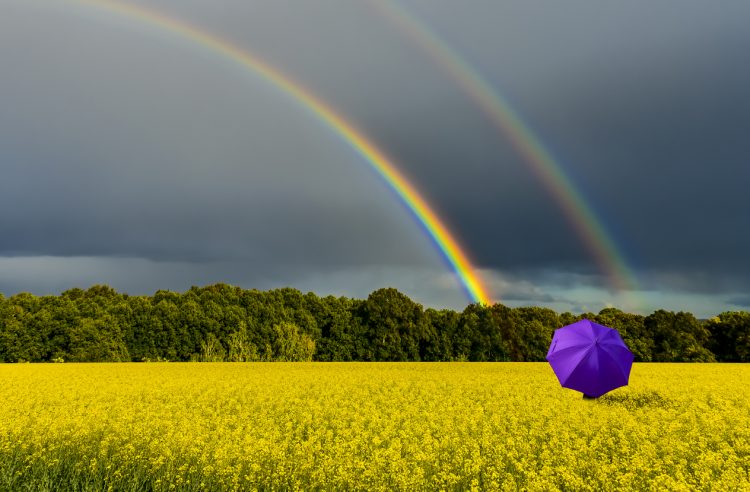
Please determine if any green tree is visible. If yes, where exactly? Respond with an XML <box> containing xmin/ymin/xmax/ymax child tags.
<box><xmin>3</xmin><ymin>282</ymin><xmax>748</xmax><ymax>364</ymax></box>
<box><xmin>705</xmin><ymin>311</ymin><xmax>750</xmax><ymax>362</ymax></box>
<box><xmin>313</xmin><ymin>296</ymin><xmax>360</xmax><ymax>361</ymax></box>
<box><xmin>151</xmin><ymin>297</ymin><xmax>182</xmax><ymax>361</ymax></box>
<box><xmin>198</xmin><ymin>333</ymin><xmax>226</xmax><ymax>362</ymax></box>
<box><xmin>423</xmin><ymin>308</ymin><xmax>460</xmax><ymax>361</ymax></box>
<box><xmin>453</xmin><ymin>304</ymin><xmax>511</xmax><ymax>361</ymax></box>
<box><xmin>595</xmin><ymin>308</ymin><xmax>653</xmax><ymax>362</ymax></box>
<box><xmin>645</xmin><ymin>310</ymin><xmax>714</xmax><ymax>362</ymax></box>
<box><xmin>271</xmin><ymin>323</ymin><xmax>315</xmax><ymax>362</ymax></box>
<box><xmin>226</xmin><ymin>322</ymin><xmax>259</xmax><ymax>362</ymax></box>
<box><xmin>0</xmin><ymin>308</ymin><xmax>43</xmax><ymax>362</ymax></box>
<box><xmin>360</xmin><ymin>288</ymin><xmax>427</xmax><ymax>361</ymax></box>
<box><xmin>508</xmin><ymin>306</ymin><xmax>558</xmax><ymax>361</ymax></box>
<box><xmin>67</xmin><ymin>317</ymin><xmax>130</xmax><ymax>362</ymax></box>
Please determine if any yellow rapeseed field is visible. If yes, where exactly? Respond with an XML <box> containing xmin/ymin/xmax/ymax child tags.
<box><xmin>0</xmin><ymin>363</ymin><xmax>748</xmax><ymax>491</ymax></box>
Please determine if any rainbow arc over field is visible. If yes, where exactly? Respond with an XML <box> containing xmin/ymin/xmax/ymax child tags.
<box><xmin>65</xmin><ymin>0</ymin><xmax>492</xmax><ymax>305</ymax></box>
<box><xmin>373</xmin><ymin>0</ymin><xmax>641</xmax><ymax>307</ymax></box>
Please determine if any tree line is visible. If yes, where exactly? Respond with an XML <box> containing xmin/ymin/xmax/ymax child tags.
<box><xmin>0</xmin><ymin>284</ymin><xmax>747</xmax><ymax>363</ymax></box>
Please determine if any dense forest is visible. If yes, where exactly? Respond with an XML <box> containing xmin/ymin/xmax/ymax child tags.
<box><xmin>0</xmin><ymin>284</ymin><xmax>748</xmax><ymax>363</ymax></box>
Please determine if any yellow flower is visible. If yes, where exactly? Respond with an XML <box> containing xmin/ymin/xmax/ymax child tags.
<box><xmin>0</xmin><ymin>362</ymin><xmax>748</xmax><ymax>490</ymax></box>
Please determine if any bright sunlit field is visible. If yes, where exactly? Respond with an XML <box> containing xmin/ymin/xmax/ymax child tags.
<box><xmin>1</xmin><ymin>363</ymin><xmax>748</xmax><ymax>491</ymax></box>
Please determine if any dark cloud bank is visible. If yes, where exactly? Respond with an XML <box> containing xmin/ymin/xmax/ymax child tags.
<box><xmin>0</xmin><ymin>0</ymin><xmax>748</xmax><ymax>316</ymax></box>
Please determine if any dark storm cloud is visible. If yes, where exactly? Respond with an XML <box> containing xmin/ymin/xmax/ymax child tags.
<box><xmin>0</xmin><ymin>2</ymin><xmax>437</xmax><ymax>272</ymax></box>
<box><xmin>1</xmin><ymin>0</ymin><xmax>748</xmax><ymax>314</ymax></box>
<box><xmin>526</xmin><ymin>26</ymin><xmax>750</xmax><ymax>279</ymax></box>
<box><xmin>727</xmin><ymin>296</ymin><xmax>750</xmax><ymax>309</ymax></box>
<box><xmin>353</xmin><ymin>0</ymin><xmax>750</xmax><ymax>290</ymax></box>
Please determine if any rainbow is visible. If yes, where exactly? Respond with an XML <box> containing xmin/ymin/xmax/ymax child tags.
<box><xmin>61</xmin><ymin>0</ymin><xmax>492</xmax><ymax>305</ymax></box>
<box><xmin>372</xmin><ymin>0</ymin><xmax>641</xmax><ymax>307</ymax></box>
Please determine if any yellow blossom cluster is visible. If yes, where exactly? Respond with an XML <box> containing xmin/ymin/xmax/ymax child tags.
<box><xmin>0</xmin><ymin>362</ymin><xmax>748</xmax><ymax>490</ymax></box>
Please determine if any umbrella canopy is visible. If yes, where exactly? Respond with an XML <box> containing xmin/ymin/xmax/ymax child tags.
<box><xmin>546</xmin><ymin>319</ymin><xmax>634</xmax><ymax>398</ymax></box>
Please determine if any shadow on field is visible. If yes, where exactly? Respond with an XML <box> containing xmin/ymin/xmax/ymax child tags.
<box><xmin>598</xmin><ymin>390</ymin><xmax>673</xmax><ymax>410</ymax></box>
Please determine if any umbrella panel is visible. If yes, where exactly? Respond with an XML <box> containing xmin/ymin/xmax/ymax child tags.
<box><xmin>546</xmin><ymin>319</ymin><xmax>634</xmax><ymax>398</ymax></box>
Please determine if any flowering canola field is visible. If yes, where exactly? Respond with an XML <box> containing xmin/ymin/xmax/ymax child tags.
<box><xmin>0</xmin><ymin>363</ymin><xmax>748</xmax><ymax>491</ymax></box>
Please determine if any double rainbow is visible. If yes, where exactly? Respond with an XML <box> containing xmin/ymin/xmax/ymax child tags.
<box><xmin>64</xmin><ymin>0</ymin><xmax>493</xmax><ymax>305</ymax></box>
<box><xmin>372</xmin><ymin>0</ymin><xmax>641</xmax><ymax>307</ymax></box>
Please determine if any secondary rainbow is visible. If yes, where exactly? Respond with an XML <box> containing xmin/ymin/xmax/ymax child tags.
<box><xmin>62</xmin><ymin>0</ymin><xmax>492</xmax><ymax>305</ymax></box>
<box><xmin>372</xmin><ymin>0</ymin><xmax>641</xmax><ymax>307</ymax></box>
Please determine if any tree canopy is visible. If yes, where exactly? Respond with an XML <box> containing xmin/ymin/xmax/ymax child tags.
<box><xmin>0</xmin><ymin>284</ymin><xmax>746</xmax><ymax>362</ymax></box>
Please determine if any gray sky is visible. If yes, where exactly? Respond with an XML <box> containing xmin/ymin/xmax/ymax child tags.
<box><xmin>1</xmin><ymin>0</ymin><xmax>748</xmax><ymax>316</ymax></box>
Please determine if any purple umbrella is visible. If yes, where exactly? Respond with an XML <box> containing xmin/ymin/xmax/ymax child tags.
<box><xmin>546</xmin><ymin>319</ymin><xmax>634</xmax><ymax>398</ymax></box>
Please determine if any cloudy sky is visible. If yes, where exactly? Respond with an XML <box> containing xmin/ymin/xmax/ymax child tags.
<box><xmin>1</xmin><ymin>0</ymin><xmax>748</xmax><ymax>316</ymax></box>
